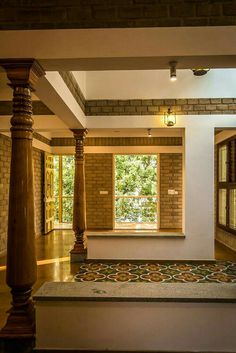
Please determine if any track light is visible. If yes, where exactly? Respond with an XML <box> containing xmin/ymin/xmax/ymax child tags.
<box><xmin>147</xmin><ymin>128</ymin><xmax>152</xmax><ymax>138</ymax></box>
<box><xmin>169</xmin><ymin>61</ymin><xmax>177</xmax><ymax>81</ymax></box>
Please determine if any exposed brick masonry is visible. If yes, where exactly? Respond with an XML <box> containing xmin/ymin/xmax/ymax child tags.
<box><xmin>59</xmin><ymin>72</ymin><xmax>86</xmax><ymax>113</ymax></box>
<box><xmin>51</xmin><ymin>137</ymin><xmax>182</xmax><ymax>147</ymax></box>
<box><xmin>160</xmin><ymin>154</ymin><xmax>182</xmax><ymax>229</ymax></box>
<box><xmin>84</xmin><ymin>152</ymin><xmax>182</xmax><ymax>230</ymax></box>
<box><xmin>86</xmin><ymin>98</ymin><xmax>236</xmax><ymax>116</ymax></box>
<box><xmin>85</xmin><ymin>154</ymin><xmax>113</xmax><ymax>229</ymax></box>
<box><xmin>0</xmin><ymin>134</ymin><xmax>44</xmax><ymax>255</ymax></box>
<box><xmin>33</xmin><ymin>132</ymin><xmax>51</xmax><ymax>146</ymax></box>
<box><xmin>0</xmin><ymin>101</ymin><xmax>53</xmax><ymax>116</ymax></box>
<box><xmin>1</xmin><ymin>1</ymin><xmax>236</xmax><ymax>30</ymax></box>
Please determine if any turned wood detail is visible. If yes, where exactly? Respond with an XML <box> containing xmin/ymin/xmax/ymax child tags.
<box><xmin>0</xmin><ymin>59</ymin><xmax>45</xmax><ymax>338</ymax></box>
<box><xmin>71</xmin><ymin>129</ymin><xmax>88</xmax><ymax>256</ymax></box>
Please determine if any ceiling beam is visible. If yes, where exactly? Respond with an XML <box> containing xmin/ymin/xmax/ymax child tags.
<box><xmin>36</xmin><ymin>72</ymin><xmax>86</xmax><ymax>129</ymax></box>
<box><xmin>0</xmin><ymin>27</ymin><xmax>236</xmax><ymax>71</ymax></box>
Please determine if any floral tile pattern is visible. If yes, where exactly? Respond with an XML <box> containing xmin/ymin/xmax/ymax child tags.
<box><xmin>75</xmin><ymin>261</ymin><xmax>236</xmax><ymax>283</ymax></box>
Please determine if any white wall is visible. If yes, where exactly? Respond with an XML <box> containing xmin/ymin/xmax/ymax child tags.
<box><xmin>86</xmin><ymin>115</ymin><xmax>236</xmax><ymax>260</ymax></box>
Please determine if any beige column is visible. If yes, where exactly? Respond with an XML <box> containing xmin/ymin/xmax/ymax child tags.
<box><xmin>0</xmin><ymin>59</ymin><xmax>45</xmax><ymax>338</ymax></box>
<box><xmin>70</xmin><ymin>129</ymin><xmax>88</xmax><ymax>262</ymax></box>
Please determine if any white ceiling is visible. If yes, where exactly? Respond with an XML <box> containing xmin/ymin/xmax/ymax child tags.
<box><xmin>73</xmin><ymin>69</ymin><xmax>236</xmax><ymax>100</ymax></box>
<box><xmin>1</xmin><ymin>25</ymin><xmax>236</xmax><ymax>137</ymax></box>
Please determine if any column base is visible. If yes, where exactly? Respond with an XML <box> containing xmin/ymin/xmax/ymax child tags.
<box><xmin>70</xmin><ymin>250</ymin><xmax>87</xmax><ymax>263</ymax></box>
<box><xmin>0</xmin><ymin>303</ymin><xmax>35</xmax><ymax>339</ymax></box>
<box><xmin>70</xmin><ymin>239</ymin><xmax>87</xmax><ymax>263</ymax></box>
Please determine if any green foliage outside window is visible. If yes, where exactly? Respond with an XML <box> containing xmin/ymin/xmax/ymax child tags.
<box><xmin>62</xmin><ymin>156</ymin><xmax>74</xmax><ymax>197</ymax></box>
<box><xmin>53</xmin><ymin>154</ymin><xmax>157</xmax><ymax>226</ymax></box>
<box><xmin>115</xmin><ymin>155</ymin><xmax>157</xmax><ymax>224</ymax></box>
<box><xmin>54</xmin><ymin>155</ymin><xmax>74</xmax><ymax>224</ymax></box>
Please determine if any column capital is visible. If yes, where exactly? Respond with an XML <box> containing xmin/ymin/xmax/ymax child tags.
<box><xmin>71</xmin><ymin>128</ymin><xmax>88</xmax><ymax>140</ymax></box>
<box><xmin>0</xmin><ymin>59</ymin><xmax>45</xmax><ymax>90</ymax></box>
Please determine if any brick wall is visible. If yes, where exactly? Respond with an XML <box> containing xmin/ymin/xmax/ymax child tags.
<box><xmin>86</xmin><ymin>98</ymin><xmax>236</xmax><ymax>116</ymax></box>
<box><xmin>85</xmin><ymin>154</ymin><xmax>113</xmax><ymax>229</ymax></box>
<box><xmin>84</xmin><ymin>152</ymin><xmax>182</xmax><ymax>230</ymax></box>
<box><xmin>160</xmin><ymin>154</ymin><xmax>182</xmax><ymax>229</ymax></box>
<box><xmin>1</xmin><ymin>1</ymin><xmax>236</xmax><ymax>30</ymax></box>
<box><xmin>0</xmin><ymin>135</ymin><xmax>11</xmax><ymax>255</ymax></box>
<box><xmin>51</xmin><ymin>136</ymin><xmax>182</xmax><ymax>147</ymax></box>
<box><xmin>0</xmin><ymin>134</ymin><xmax>44</xmax><ymax>256</ymax></box>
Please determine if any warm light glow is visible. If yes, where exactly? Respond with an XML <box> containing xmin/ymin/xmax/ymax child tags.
<box><xmin>0</xmin><ymin>256</ymin><xmax>70</xmax><ymax>272</ymax></box>
<box><xmin>37</xmin><ymin>256</ymin><xmax>70</xmax><ymax>266</ymax></box>
<box><xmin>164</xmin><ymin>107</ymin><xmax>176</xmax><ymax>127</ymax></box>
<box><xmin>169</xmin><ymin>61</ymin><xmax>177</xmax><ymax>82</ymax></box>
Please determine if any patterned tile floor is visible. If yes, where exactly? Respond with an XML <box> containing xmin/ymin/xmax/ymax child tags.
<box><xmin>75</xmin><ymin>261</ymin><xmax>236</xmax><ymax>283</ymax></box>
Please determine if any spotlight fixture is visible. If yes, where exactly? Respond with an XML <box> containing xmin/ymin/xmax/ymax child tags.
<box><xmin>147</xmin><ymin>128</ymin><xmax>152</xmax><ymax>138</ymax></box>
<box><xmin>169</xmin><ymin>61</ymin><xmax>177</xmax><ymax>81</ymax></box>
<box><xmin>192</xmin><ymin>68</ymin><xmax>210</xmax><ymax>76</ymax></box>
<box><xmin>164</xmin><ymin>107</ymin><xmax>176</xmax><ymax>127</ymax></box>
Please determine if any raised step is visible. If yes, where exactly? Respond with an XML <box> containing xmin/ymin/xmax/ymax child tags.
<box><xmin>34</xmin><ymin>282</ymin><xmax>236</xmax><ymax>352</ymax></box>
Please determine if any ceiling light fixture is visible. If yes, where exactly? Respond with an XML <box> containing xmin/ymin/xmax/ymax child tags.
<box><xmin>192</xmin><ymin>68</ymin><xmax>210</xmax><ymax>76</ymax></box>
<box><xmin>169</xmin><ymin>61</ymin><xmax>177</xmax><ymax>82</ymax></box>
<box><xmin>147</xmin><ymin>128</ymin><xmax>152</xmax><ymax>138</ymax></box>
<box><xmin>164</xmin><ymin>107</ymin><xmax>176</xmax><ymax>127</ymax></box>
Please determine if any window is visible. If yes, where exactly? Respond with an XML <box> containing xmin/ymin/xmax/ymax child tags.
<box><xmin>114</xmin><ymin>154</ymin><xmax>158</xmax><ymax>229</ymax></box>
<box><xmin>217</xmin><ymin>137</ymin><xmax>236</xmax><ymax>234</ymax></box>
<box><xmin>54</xmin><ymin>155</ymin><xmax>74</xmax><ymax>226</ymax></box>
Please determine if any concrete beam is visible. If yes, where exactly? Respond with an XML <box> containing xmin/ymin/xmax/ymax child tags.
<box><xmin>36</xmin><ymin>73</ymin><xmax>86</xmax><ymax>129</ymax></box>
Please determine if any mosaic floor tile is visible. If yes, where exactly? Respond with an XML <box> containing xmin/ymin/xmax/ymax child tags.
<box><xmin>74</xmin><ymin>261</ymin><xmax>236</xmax><ymax>283</ymax></box>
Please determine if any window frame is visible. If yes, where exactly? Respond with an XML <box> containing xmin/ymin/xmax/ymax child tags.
<box><xmin>54</xmin><ymin>154</ymin><xmax>74</xmax><ymax>224</ymax></box>
<box><xmin>217</xmin><ymin>136</ymin><xmax>236</xmax><ymax>235</ymax></box>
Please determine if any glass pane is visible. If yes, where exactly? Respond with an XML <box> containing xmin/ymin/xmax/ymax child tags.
<box><xmin>115</xmin><ymin>197</ymin><xmax>157</xmax><ymax>223</ymax></box>
<box><xmin>229</xmin><ymin>141</ymin><xmax>236</xmax><ymax>182</ymax></box>
<box><xmin>218</xmin><ymin>145</ymin><xmax>227</xmax><ymax>182</ymax></box>
<box><xmin>54</xmin><ymin>197</ymin><xmax>59</xmax><ymax>223</ymax></box>
<box><xmin>53</xmin><ymin>155</ymin><xmax>59</xmax><ymax>197</ymax></box>
<box><xmin>62</xmin><ymin>155</ymin><xmax>74</xmax><ymax>197</ymax></box>
<box><xmin>62</xmin><ymin>197</ymin><xmax>73</xmax><ymax>223</ymax></box>
<box><xmin>219</xmin><ymin>189</ymin><xmax>227</xmax><ymax>226</ymax></box>
<box><xmin>229</xmin><ymin>189</ymin><xmax>236</xmax><ymax>230</ymax></box>
<box><xmin>115</xmin><ymin>155</ymin><xmax>157</xmax><ymax>196</ymax></box>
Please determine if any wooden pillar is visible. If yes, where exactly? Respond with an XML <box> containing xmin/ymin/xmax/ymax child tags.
<box><xmin>70</xmin><ymin>129</ymin><xmax>88</xmax><ymax>262</ymax></box>
<box><xmin>0</xmin><ymin>59</ymin><xmax>45</xmax><ymax>338</ymax></box>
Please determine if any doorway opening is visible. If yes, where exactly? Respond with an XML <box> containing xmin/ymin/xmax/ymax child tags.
<box><xmin>114</xmin><ymin>154</ymin><xmax>158</xmax><ymax>230</ymax></box>
<box><xmin>54</xmin><ymin>155</ymin><xmax>74</xmax><ymax>229</ymax></box>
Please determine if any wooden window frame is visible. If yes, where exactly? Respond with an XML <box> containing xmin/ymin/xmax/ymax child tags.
<box><xmin>55</xmin><ymin>154</ymin><xmax>74</xmax><ymax>224</ymax></box>
<box><xmin>217</xmin><ymin>135</ymin><xmax>236</xmax><ymax>235</ymax></box>
<box><xmin>113</xmin><ymin>153</ymin><xmax>159</xmax><ymax>230</ymax></box>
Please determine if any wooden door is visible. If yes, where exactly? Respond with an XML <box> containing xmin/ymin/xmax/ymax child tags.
<box><xmin>44</xmin><ymin>153</ymin><xmax>54</xmax><ymax>233</ymax></box>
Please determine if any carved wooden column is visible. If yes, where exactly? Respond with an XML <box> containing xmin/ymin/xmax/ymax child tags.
<box><xmin>70</xmin><ymin>129</ymin><xmax>88</xmax><ymax>262</ymax></box>
<box><xmin>0</xmin><ymin>59</ymin><xmax>45</xmax><ymax>338</ymax></box>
